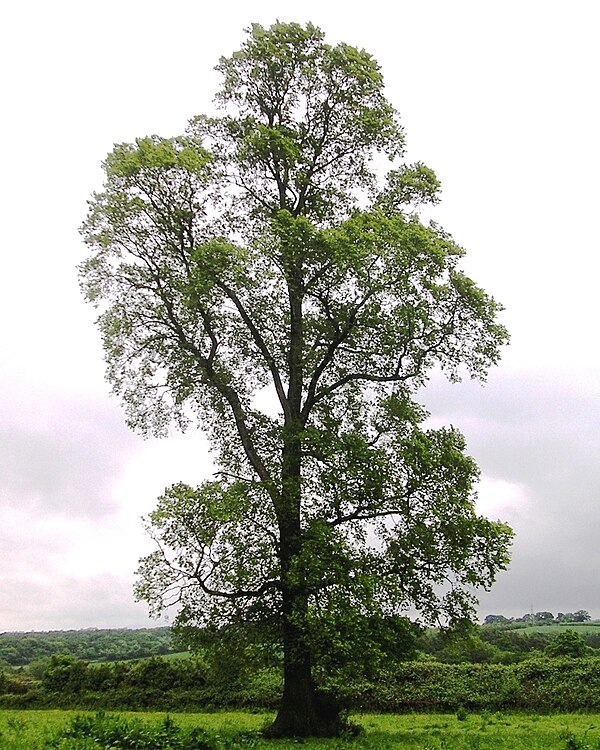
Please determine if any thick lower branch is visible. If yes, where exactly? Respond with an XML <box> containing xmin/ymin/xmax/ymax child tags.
<box><xmin>193</xmin><ymin>575</ymin><xmax>281</xmax><ymax>601</ymax></box>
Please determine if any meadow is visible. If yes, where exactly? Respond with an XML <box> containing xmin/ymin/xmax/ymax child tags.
<box><xmin>523</xmin><ymin>623</ymin><xmax>600</xmax><ymax>635</ymax></box>
<box><xmin>1</xmin><ymin>710</ymin><xmax>600</xmax><ymax>749</ymax></box>
<box><xmin>4</xmin><ymin>625</ymin><xmax>600</xmax><ymax>747</ymax></box>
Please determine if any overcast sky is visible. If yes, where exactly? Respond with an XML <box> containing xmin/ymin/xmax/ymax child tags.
<box><xmin>1</xmin><ymin>0</ymin><xmax>599</xmax><ymax>632</ymax></box>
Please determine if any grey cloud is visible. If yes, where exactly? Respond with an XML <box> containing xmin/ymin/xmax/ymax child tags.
<box><xmin>0</xmin><ymin>388</ymin><xmax>141</xmax><ymax>518</ymax></box>
<box><xmin>420</xmin><ymin>369</ymin><xmax>600</xmax><ymax>619</ymax></box>
<box><xmin>0</xmin><ymin>380</ymin><xmax>214</xmax><ymax>631</ymax></box>
<box><xmin>421</xmin><ymin>370</ymin><xmax>600</xmax><ymax>513</ymax></box>
<box><xmin>0</xmin><ymin>574</ymin><xmax>157</xmax><ymax>632</ymax></box>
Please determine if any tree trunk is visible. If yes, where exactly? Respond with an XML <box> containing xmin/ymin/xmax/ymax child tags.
<box><xmin>266</xmin><ymin>450</ymin><xmax>345</xmax><ymax>736</ymax></box>
<box><xmin>266</xmin><ymin>611</ymin><xmax>319</xmax><ymax>736</ymax></box>
<box><xmin>265</xmin><ymin>589</ymin><xmax>343</xmax><ymax>738</ymax></box>
<box><xmin>265</xmin><ymin>264</ymin><xmax>346</xmax><ymax>737</ymax></box>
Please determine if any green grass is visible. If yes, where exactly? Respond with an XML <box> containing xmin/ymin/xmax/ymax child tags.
<box><xmin>1</xmin><ymin>710</ymin><xmax>600</xmax><ymax>749</ymax></box>
<box><xmin>520</xmin><ymin>623</ymin><xmax>600</xmax><ymax>634</ymax></box>
<box><xmin>160</xmin><ymin>650</ymin><xmax>192</xmax><ymax>660</ymax></box>
<box><xmin>92</xmin><ymin>650</ymin><xmax>190</xmax><ymax>664</ymax></box>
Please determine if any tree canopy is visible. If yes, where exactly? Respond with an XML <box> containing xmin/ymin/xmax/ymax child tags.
<box><xmin>80</xmin><ymin>21</ymin><xmax>512</xmax><ymax>737</ymax></box>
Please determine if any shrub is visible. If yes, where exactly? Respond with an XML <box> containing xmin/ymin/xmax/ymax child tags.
<box><xmin>545</xmin><ymin>630</ymin><xmax>592</xmax><ymax>658</ymax></box>
<box><xmin>46</xmin><ymin>712</ymin><xmax>218</xmax><ymax>749</ymax></box>
<box><xmin>43</xmin><ymin>654</ymin><xmax>89</xmax><ymax>693</ymax></box>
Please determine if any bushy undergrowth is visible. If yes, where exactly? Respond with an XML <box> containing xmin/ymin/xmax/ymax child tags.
<box><xmin>330</xmin><ymin>658</ymin><xmax>600</xmax><ymax>713</ymax></box>
<box><xmin>44</xmin><ymin>712</ymin><xmax>260</xmax><ymax>749</ymax></box>
<box><xmin>5</xmin><ymin>654</ymin><xmax>600</xmax><ymax>714</ymax></box>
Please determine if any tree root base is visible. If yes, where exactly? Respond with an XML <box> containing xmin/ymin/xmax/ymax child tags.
<box><xmin>262</xmin><ymin>691</ymin><xmax>363</xmax><ymax>739</ymax></box>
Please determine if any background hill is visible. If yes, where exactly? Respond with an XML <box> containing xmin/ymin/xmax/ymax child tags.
<box><xmin>0</xmin><ymin>627</ymin><xmax>177</xmax><ymax>666</ymax></box>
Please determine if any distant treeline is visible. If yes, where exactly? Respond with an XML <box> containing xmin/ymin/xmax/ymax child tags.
<box><xmin>4</xmin><ymin>618</ymin><xmax>600</xmax><ymax>669</ymax></box>
<box><xmin>483</xmin><ymin>610</ymin><xmax>592</xmax><ymax>626</ymax></box>
<box><xmin>422</xmin><ymin>622</ymin><xmax>600</xmax><ymax>663</ymax></box>
<box><xmin>0</xmin><ymin>627</ymin><xmax>175</xmax><ymax>666</ymax></box>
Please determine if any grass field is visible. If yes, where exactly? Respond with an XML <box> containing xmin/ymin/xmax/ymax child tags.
<box><xmin>1</xmin><ymin>710</ymin><xmax>600</xmax><ymax>749</ymax></box>
<box><xmin>520</xmin><ymin>623</ymin><xmax>600</xmax><ymax>635</ymax></box>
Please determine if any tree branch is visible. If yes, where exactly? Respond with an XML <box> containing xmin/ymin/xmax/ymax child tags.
<box><xmin>216</xmin><ymin>280</ymin><xmax>291</xmax><ymax>422</ymax></box>
<box><xmin>301</xmin><ymin>289</ymin><xmax>376</xmax><ymax>422</ymax></box>
<box><xmin>193</xmin><ymin>572</ymin><xmax>281</xmax><ymax>601</ymax></box>
<box><xmin>152</xmin><ymin>277</ymin><xmax>277</xmax><ymax>495</ymax></box>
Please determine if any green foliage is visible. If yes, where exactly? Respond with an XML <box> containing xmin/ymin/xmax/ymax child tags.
<box><xmin>559</xmin><ymin>611</ymin><xmax>592</xmax><ymax>623</ymax></box>
<box><xmin>46</xmin><ymin>713</ymin><xmax>219</xmax><ymax>749</ymax></box>
<box><xmin>173</xmin><ymin>620</ymin><xmax>281</xmax><ymax>692</ymax></box>
<box><xmin>43</xmin><ymin>655</ymin><xmax>89</xmax><ymax>694</ymax></box>
<box><xmin>322</xmin><ymin>657</ymin><xmax>600</xmax><ymax>713</ymax></box>
<box><xmin>0</xmin><ymin>666</ymin><xmax>35</xmax><ymax>698</ymax></box>
<box><xmin>545</xmin><ymin>630</ymin><xmax>592</xmax><ymax>658</ymax></box>
<box><xmin>420</xmin><ymin>628</ymin><xmax>508</xmax><ymax>665</ymax></box>
<box><xmin>481</xmin><ymin>611</ymin><xmax>594</xmax><ymax>628</ymax></box>
<box><xmin>483</xmin><ymin>614</ymin><xmax>510</xmax><ymax>625</ymax></box>
<box><xmin>306</xmin><ymin>613</ymin><xmax>422</xmax><ymax>681</ymax></box>
<box><xmin>560</xmin><ymin>729</ymin><xmax>595</xmax><ymax>750</ymax></box>
<box><xmin>420</xmin><ymin>622</ymin><xmax>600</xmax><ymax>664</ymax></box>
<box><xmin>10</xmin><ymin>648</ymin><xmax>600</xmax><ymax>715</ymax></box>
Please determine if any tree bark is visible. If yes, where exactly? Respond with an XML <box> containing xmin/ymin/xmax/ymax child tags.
<box><xmin>264</xmin><ymin>250</ymin><xmax>345</xmax><ymax>737</ymax></box>
<box><xmin>265</xmin><ymin>594</ymin><xmax>323</xmax><ymax>737</ymax></box>
<box><xmin>265</xmin><ymin>425</ymin><xmax>344</xmax><ymax>738</ymax></box>
<box><xmin>266</xmin><ymin>548</ymin><xmax>343</xmax><ymax>737</ymax></box>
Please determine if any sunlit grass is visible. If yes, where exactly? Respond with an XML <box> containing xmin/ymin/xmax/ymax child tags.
<box><xmin>1</xmin><ymin>709</ymin><xmax>599</xmax><ymax>748</ymax></box>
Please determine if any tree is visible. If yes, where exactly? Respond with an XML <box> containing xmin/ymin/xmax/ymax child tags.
<box><xmin>483</xmin><ymin>614</ymin><xmax>511</xmax><ymax>625</ymax></box>
<box><xmin>573</xmin><ymin>610</ymin><xmax>591</xmax><ymax>623</ymax></box>
<box><xmin>557</xmin><ymin>610</ymin><xmax>591</xmax><ymax>623</ymax></box>
<box><xmin>545</xmin><ymin>630</ymin><xmax>591</xmax><ymax>658</ymax></box>
<box><xmin>80</xmin><ymin>21</ymin><xmax>512</xmax><ymax>737</ymax></box>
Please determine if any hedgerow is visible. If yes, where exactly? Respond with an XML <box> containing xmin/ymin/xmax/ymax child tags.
<box><xmin>4</xmin><ymin>654</ymin><xmax>600</xmax><ymax>712</ymax></box>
